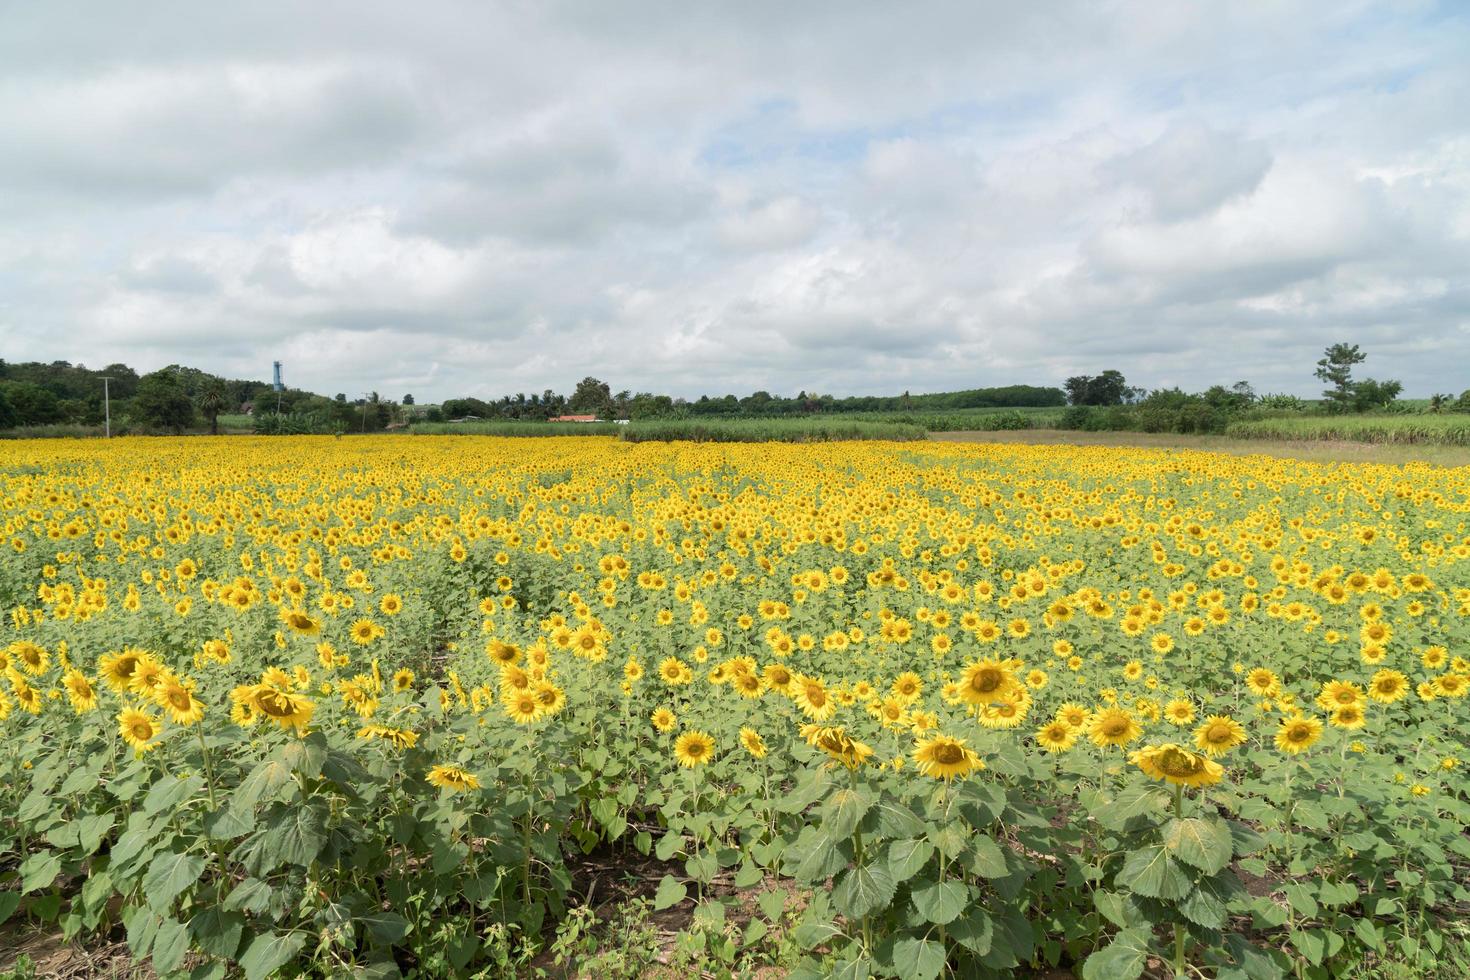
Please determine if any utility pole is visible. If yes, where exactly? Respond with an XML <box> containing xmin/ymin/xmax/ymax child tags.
<box><xmin>100</xmin><ymin>377</ymin><xmax>113</xmax><ymax>438</ymax></box>
<box><xmin>361</xmin><ymin>394</ymin><xmax>369</xmax><ymax>433</ymax></box>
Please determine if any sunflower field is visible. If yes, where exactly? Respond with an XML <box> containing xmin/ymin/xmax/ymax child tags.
<box><xmin>1</xmin><ymin>435</ymin><xmax>1468</xmax><ymax>979</ymax></box>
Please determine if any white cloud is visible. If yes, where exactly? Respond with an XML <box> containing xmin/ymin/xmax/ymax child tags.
<box><xmin>1</xmin><ymin>1</ymin><xmax>1467</xmax><ymax>399</ymax></box>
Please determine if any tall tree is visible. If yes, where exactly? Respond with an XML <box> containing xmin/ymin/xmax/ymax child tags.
<box><xmin>568</xmin><ymin>377</ymin><xmax>612</xmax><ymax>415</ymax></box>
<box><xmin>1315</xmin><ymin>343</ymin><xmax>1366</xmax><ymax>411</ymax></box>
<box><xmin>133</xmin><ymin>370</ymin><xmax>196</xmax><ymax>433</ymax></box>
<box><xmin>196</xmin><ymin>378</ymin><xmax>228</xmax><ymax>436</ymax></box>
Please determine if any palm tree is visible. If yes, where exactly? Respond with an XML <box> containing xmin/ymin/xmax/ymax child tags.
<box><xmin>196</xmin><ymin>379</ymin><xmax>228</xmax><ymax>435</ymax></box>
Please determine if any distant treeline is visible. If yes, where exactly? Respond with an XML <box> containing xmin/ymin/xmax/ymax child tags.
<box><xmin>439</xmin><ymin>381</ymin><xmax>1065</xmax><ymax>422</ymax></box>
<box><xmin>0</xmin><ymin>359</ymin><xmax>410</xmax><ymax>434</ymax></box>
<box><xmin>683</xmin><ymin>385</ymin><xmax>1065</xmax><ymax>416</ymax></box>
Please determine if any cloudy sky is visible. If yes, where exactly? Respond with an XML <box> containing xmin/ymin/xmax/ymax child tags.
<box><xmin>2</xmin><ymin>1</ymin><xmax>1468</xmax><ymax>402</ymax></box>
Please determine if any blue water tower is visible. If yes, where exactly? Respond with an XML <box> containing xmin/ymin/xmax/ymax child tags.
<box><xmin>273</xmin><ymin>361</ymin><xmax>283</xmax><ymax>392</ymax></box>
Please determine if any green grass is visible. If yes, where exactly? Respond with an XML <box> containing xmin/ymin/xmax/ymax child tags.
<box><xmin>216</xmin><ymin>413</ymin><xmax>255</xmax><ymax>431</ymax></box>
<box><xmin>933</xmin><ymin>427</ymin><xmax>1470</xmax><ymax>467</ymax></box>
<box><xmin>0</xmin><ymin>424</ymin><xmax>106</xmax><ymax>439</ymax></box>
<box><xmin>1225</xmin><ymin>413</ymin><xmax>1470</xmax><ymax>445</ymax></box>
<box><xmin>619</xmin><ymin>417</ymin><xmax>925</xmax><ymax>442</ymax></box>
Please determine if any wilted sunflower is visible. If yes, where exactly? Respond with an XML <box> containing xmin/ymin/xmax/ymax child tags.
<box><xmin>805</xmin><ymin>725</ymin><xmax>874</xmax><ymax>770</ymax></box>
<box><xmin>913</xmin><ymin>734</ymin><xmax>983</xmax><ymax>780</ymax></box>
<box><xmin>1130</xmin><ymin>743</ymin><xmax>1223</xmax><ymax>787</ymax></box>
<box><xmin>357</xmin><ymin>724</ymin><xmax>419</xmax><ymax>750</ymax></box>
<box><xmin>1274</xmin><ymin>715</ymin><xmax>1324</xmax><ymax>755</ymax></box>
<box><xmin>674</xmin><ymin>730</ymin><xmax>715</xmax><ymax>768</ymax></box>
<box><xmin>426</xmin><ymin>764</ymin><xmax>480</xmax><ymax>792</ymax></box>
<box><xmin>1192</xmin><ymin>715</ymin><xmax>1247</xmax><ymax>757</ymax></box>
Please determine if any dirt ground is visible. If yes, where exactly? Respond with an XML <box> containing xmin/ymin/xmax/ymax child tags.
<box><xmin>930</xmin><ymin>428</ymin><xmax>1470</xmax><ymax>468</ymax></box>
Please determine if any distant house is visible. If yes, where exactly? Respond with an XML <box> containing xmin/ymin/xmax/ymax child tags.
<box><xmin>550</xmin><ymin>414</ymin><xmax>600</xmax><ymax>423</ymax></box>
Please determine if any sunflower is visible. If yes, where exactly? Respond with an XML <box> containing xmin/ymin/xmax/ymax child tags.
<box><xmin>1130</xmin><ymin>743</ymin><xmax>1223</xmax><ymax>787</ymax></box>
<box><xmin>912</xmin><ymin>734</ymin><xmax>983</xmax><ymax>780</ymax></box>
<box><xmin>128</xmin><ymin>656</ymin><xmax>170</xmax><ymax>696</ymax></box>
<box><xmin>155</xmin><ymin>679</ymin><xmax>205</xmax><ymax>725</ymax></box>
<box><xmin>674</xmin><ymin>730</ymin><xmax>715</xmax><ymax>768</ymax></box>
<box><xmin>1329</xmin><ymin>704</ymin><xmax>1367</xmax><ymax>729</ymax></box>
<box><xmin>533</xmin><ymin>681</ymin><xmax>566</xmax><ymax>716</ymax></box>
<box><xmin>10</xmin><ymin>641</ymin><xmax>48</xmax><ymax>676</ymax></box>
<box><xmin>1433</xmin><ymin>673</ymin><xmax>1467</xmax><ymax>698</ymax></box>
<box><xmin>1163</xmin><ymin>700</ymin><xmax>1195</xmax><ymax>725</ymax></box>
<box><xmin>118</xmin><ymin>708</ymin><xmax>161</xmax><ymax>754</ymax></box>
<box><xmin>739</xmin><ymin>726</ymin><xmax>768</xmax><ymax>759</ymax></box>
<box><xmin>505</xmin><ymin>691</ymin><xmax>542</xmax><ymax>724</ymax></box>
<box><xmin>1315</xmin><ymin>680</ymin><xmax>1363</xmax><ymax>712</ymax></box>
<box><xmin>280</xmin><ymin>609</ymin><xmax>321</xmax><ymax>635</ymax></box>
<box><xmin>891</xmin><ymin>671</ymin><xmax>922</xmax><ymax>704</ymax></box>
<box><xmin>235</xmin><ymin>683</ymin><xmax>316</xmax><ymax>731</ymax></box>
<box><xmin>1367</xmin><ymin>669</ymin><xmax>1408</xmax><ymax>704</ymax></box>
<box><xmin>1192</xmin><ymin>715</ymin><xmax>1247</xmax><ymax>757</ymax></box>
<box><xmin>651</xmin><ymin>707</ymin><xmax>677</xmax><ymax>733</ymax></box>
<box><xmin>978</xmin><ymin>698</ymin><xmax>1028</xmax><ymax>729</ymax></box>
<box><xmin>62</xmin><ymin>670</ymin><xmax>98</xmax><ymax>713</ymax></box>
<box><xmin>379</xmin><ymin>594</ymin><xmax>403</xmax><ymax>616</ymax></box>
<box><xmin>958</xmin><ymin>657</ymin><xmax>1020</xmax><ymax>706</ymax></box>
<box><xmin>763</xmin><ymin>663</ymin><xmax>794</xmax><ymax>694</ymax></box>
<box><xmin>98</xmin><ymin>649</ymin><xmax>145</xmax><ymax>691</ymax></box>
<box><xmin>1055</xmin><ymin>703</ymin><xmax>1091</xmax><ymax>731</ymax></box>
<box><xmin>486</xmin><ymin>640</ymin><xmax>521</xmax><ymax>666</ymax></box>
<box><xmin>1245</xmin><ymin>668</ymin><xmax>1279</xmax><ymax>697</ymax></box>
<box><xmin>791</xmin><ymin>675</ymin><xmax>837</xmax><ymax>721</ymax></box>
<box><xmin>1274</xmin><ymin>715</ymin><xmax>1324</xmax><ymax>755</ymax></box>
<box><xmin>1035</xmin><ymin>721</ymin><xmax>1077</xmax><ymax>754</ymax></box>
<box><xmin>349</xmin><ymin>618</ymin><xmax>381</xmax><ymax>645</ymax></box>
<box><xmin>1088</xmin><ymin>707</ymin><xmax>1142</xmax><ymax>748</ymax></box>
<box><xmin>426</xmin><ymin>764</ymin><xmax>480</xmax><ymax>792</ymax></box>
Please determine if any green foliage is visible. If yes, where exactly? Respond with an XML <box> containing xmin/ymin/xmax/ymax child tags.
<box><xmin>1226</xmin><ymin>413</ymin><xmax>1470</xmax><ymax>445</ymax></box>
<box><xmin>132</xmin><ymin>370</ymin><xmax>197</xmax><ymax>433</ymax></box>
<box><xmin>618</xmin><ymin>418</ymin><xmax>926</xmax><ymax>443</ymax></box>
